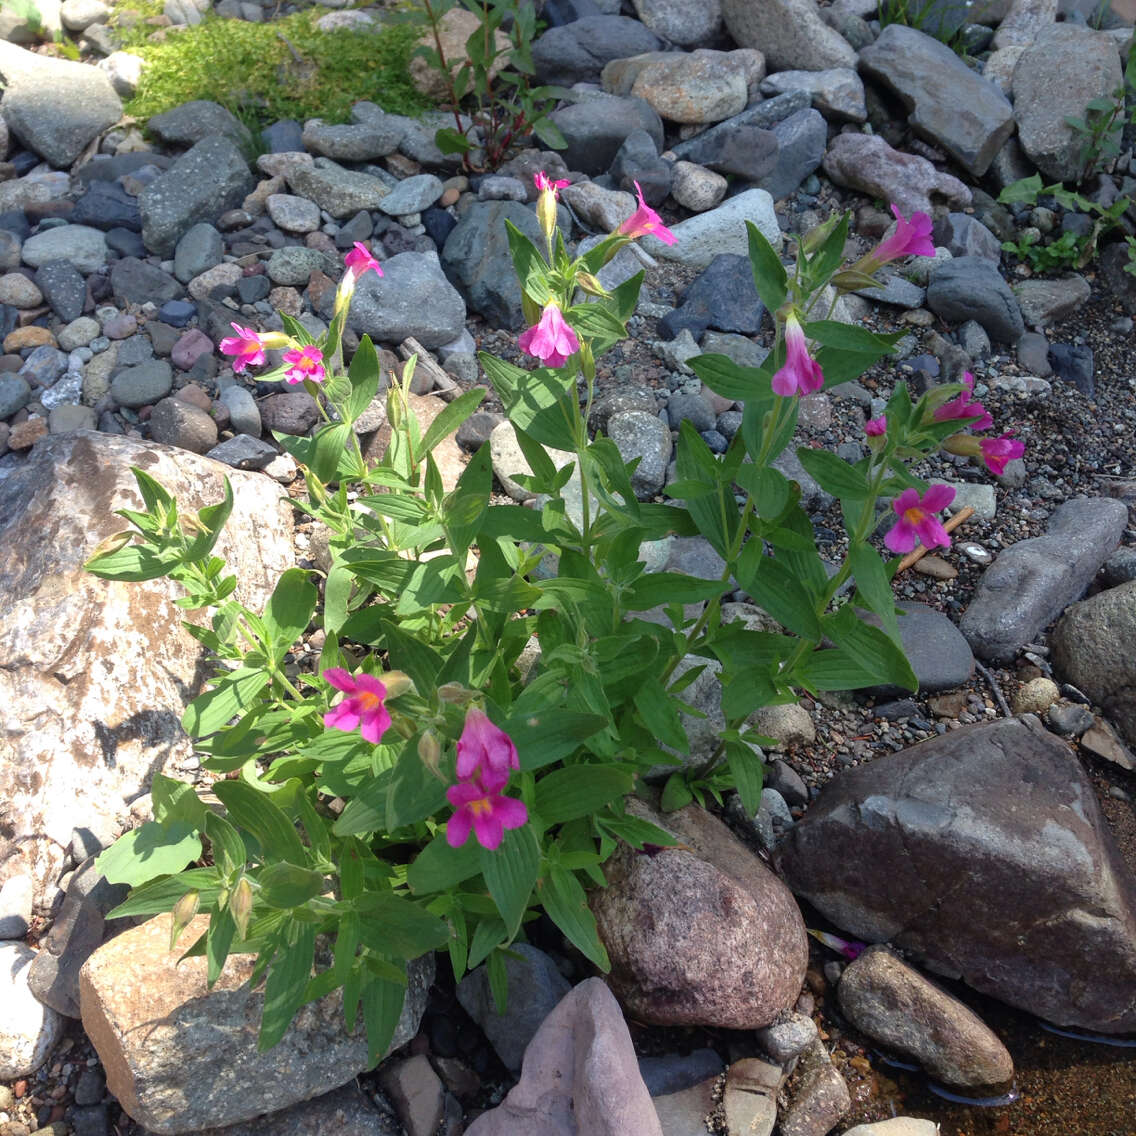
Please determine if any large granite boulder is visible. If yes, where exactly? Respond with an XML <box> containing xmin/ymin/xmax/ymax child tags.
<box><xmin>721</xmin><ymin>0</ymin><xmax>857</xmax><ymax>71</ymax></box>
<box><xmin>0</xmin><ymin>432</ymin><xmax>293</xmax><ymax>906</ymax></box>
<box><xmin>591</xmin><ymin>801</ymin><xmax>808</xmax><ymax>1029</ymax></box>
<box><xmin>80</xmin><ymin>914</ymin><xmax>433</xmax><ymax>1135</ymax></box>
<box><xmin>776</xmin><ymin>716</ymin><xmax>1136</xmax><ymax>1034</ymax></box>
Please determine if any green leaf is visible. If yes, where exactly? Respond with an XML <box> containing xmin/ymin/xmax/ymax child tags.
<box><xmin>407</xmin><ymin>835</ymin><xmax>483</xmax><ymax>895</ymax></box>
<box><xmin>259</xmin><ymin>922</ymin><xmax>316</xmax><ymax>1050</ymax></box>
<box><xmin>345</xmin><ymin>335</ymin><xmax>382</xmax><ymax>423</ymax></box>
<box><xmin>84</xmin><ymin>540</ymin><xmax>182</xmax><ymax>582</ymax></box>
<box><xmin>624</xmin><ymin>572</ymin><xmax>725</xmax><ymax>611</ymax></box>
<box><xmin>356</xmin><ymin>892</ymin><xmax>451</xmax><ymax>958</ymax></box>
<box><xmin>795</xmin><ymin>447</ymin><xmax>869</xmax><ymax>499</ymax></box>
<box><xmin>503</xmin><ymin>709</ymin><xmax>609</xmax><ymax>772</ymax></box>
<box><xmin>204</xmin><ymin>812</ymin><xmax>247</xmax><ymax>877</ymax></box>
<box><xmin>205</xmin><ymin>905</ymin><xmax>236</xmax><ymax>985</ymax></box>
<box><xmin>746</xmin><ymin>220</ymin><xmax>788</xmax><ymax>313</ymax></box>
<box><xmin>661</xmin><ymin>773</ymin><xmax>694</xmax><ymax>811</ymax></box>
<box><xmin>539</xmin><ymin>865</ymin><xmax>609</xmax><ymax>970</ymax></box>
<box><xmin>480</xmin><ymin>353</ymin><xmax>578</xmax><ymax>451</ymax></box>
<box><xmin>735</xmin><ymin>541</ymin><xmax>821</xmax><ymax>641</ymax></box>
<box><xmin>183</xmin><ymin>478</ymin><xmax>235</xmax><ymax>563</ymax></box>
<box><xmin>362</xmin><ymin>974</ymin><xmax>408</xmax><ymax>1068</ymax></box>
<box><xmin>257</xmin><ymin>861</ymin><xmax>325</xmax><ymax>909</ymax></box>
<box><xmin>688</xmin><ymin>353</ymin><xmax>768</xmax><ymax>403</ymax></box>
<box><xmin>505</xmin><ymin>220</ymin><xmax>551</xmax><ymax>305</ymax></box>
<box><xmin>480</xmin><ymin>825</ymin><xmax>540</xmax><ymax>938</ymax></box>
<box><xmin>467</xmin><ymin>917</ymin><xmax>508</xmax><ymax>969</ymax></box>
<box><xmin>212</xmin><ymin>779</ymin><xmax>307</xmax><ymax>866</ymax></box>
<box><xmin>848</xmin><ymin>541</ymin><xmax>900</xmax><ymax>642</ymax></box>
<box><xmin>96</xmin><ymin>822</ymin><xmax>202</xmax><ymax>887</ymax></box>
<box><xmin>726</xmin><ymin>740</ymin><xmax>765</xmax><ymax>816</ymax></box>
<box><xmin>434</xmin><ymin>126</ymin><xmax>472</xmax><ymax>154</ymax></box>
<box><xmin>261</xmin><ymin>568</ymin><xmax>317</xmax><ymax>664</ymax></box>
<box><xmin>418</xmin><ymin>387</ymin><xmax>487</xmax><ymax>461</ymax></box>
<box><xmin>183</xmin><ymin>666</ymin><xmax>271</xmax><ymax>738</ymax></box>
<box><xmin>532</xmin><ymin>765</ymin><xmax>634</xmax><ymax>825</ymax></box>
<box><xmin>737</xmin><ymin>465</ymin><xmax>791</xmax><ymax>520</ymax></box>
<box><xmin>634</xmin><ymin>680</ymin><xmax>688</xmax><ymax>752</ymax></box>
<box><xmin>105</xmin><ymin>868</ymin><xmax>222</xmax><ymax>920</ymax></box>
<box><xmin>997</xmin><ymin>174</ymin><xmax>1043</xmax><ymax>205</ymax></box>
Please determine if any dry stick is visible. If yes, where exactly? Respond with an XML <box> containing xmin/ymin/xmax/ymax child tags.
<box><xmin>895</xmin><ymin>506</ymin><xmax>975</xmax><ymax>573</ymax></box>
<box><xmin>975</xmin><ymin>659</ymin><xmax>1013</xmax><ymax>719</ymax></box>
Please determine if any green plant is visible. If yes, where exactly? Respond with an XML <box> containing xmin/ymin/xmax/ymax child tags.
<box><xmin>411</xmin><ymin>0</ymin><xmax>566</xmax><ymax>172</ymax></box>
<box><xmin>85</xmin><ymin>197</ymin><xmax>1017</xmax><ymax>1062</ymax></box>
<box><xmin>1065</xmin><ymin>39</ymin><xmax>1136</xmax><ymax>179</ymax></box>
<box><xmin>876</xmin><ymin>0</ymin><xmax>974</xmax><ymax>55</ymax></box>
<box><xmin>1123</xmin><ymin>235</ymin><xmax>1136</xmax><ymax>277</ymax></box>
<box><xmin>998</xmin><ymin>173</ymin><xmax>1130</xmax><ymax>271</ymax></box>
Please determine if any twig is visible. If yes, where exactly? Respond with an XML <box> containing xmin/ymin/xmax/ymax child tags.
<box><xmin>974</xmin><ymin>659</ymin><xmax>1013</xmax><ymax>719</ymax></box>
<box><xmin>895</xmin><ymin>506</ymin><xmax>975</xmax><ymax>573</ymax></box>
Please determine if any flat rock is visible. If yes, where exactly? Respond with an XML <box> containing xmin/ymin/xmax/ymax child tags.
<box><xmin>776</xmin><ymin>715</ymin><xmax>1136</xmax><ymax>1034</ymax></box>
<box><xmin>760</xmin><ymin>67</ymin><xmax>866</xmax><ymax>122</ymax></box>
<box><xmin>286</xmin><ymin>158</ymin><xmax>390</xmax><ymax>219</ymax></box>
<box><xmin>80</xmin><ymin>913</ymin><xmax>432</xmax><ymax>1135</ymax></box>
<box><xmin>146</xmin><ymin>100</ymin><xmax>252</xmax><ymax>150</ymax></box>
<box><xmin>838</xmin><ymin>946</ymin><xmax>1014</xmax><ymax>1089</ymax></box>
<box><xmin>859</xmin><ymin>24</ymin><xmax>1014</xmax><ymax>176</ymax></box>
<box><xmin>958</xmin><ymin>496</ymin><xmax>1127</xmax><ymax>661</ymax></box>
<box><xmin>591</xmin><ymin>801</ymin><xmax>808</xmax><ymax>1029</ymax></box>
<box><xmin>867</xmin><ymin>601</ymin><xmax>974</xmax><ymax>695</ymax></box>
<box><xmin>21</xmin><ymin>224</ymin><xmax>107</xmax><ymax>274</ymax></box>
<box><xmin>377</xmin><ymin>173</ymin><xmax>444</xmax><ymax>216</ymax></box>
<box><xmin>301</xmin><ymin>118</ymin><xmax>402</xmax><ymax>161</ymax></box>
<box><xmin>926</xmin><ymin>255</ymin><xmax>1024</xmax><ymax>343</ymax></box>
<box><xmin>189</xmin><ymin>1083</ymin><xmax>402</xmax><ymax>1136</ymax></box>
<box><xmin>0</xmin><ymin>432</ymin><xmax>292</xmax><ymax>906</ymax></box>
<box><xmin>1013</xmin><ymin>274</ymin><xmax>1092</xmax><ymax>326</ymax></box>
<box><xmin>642</xmin><ymin>187</ymin><xmax>781</xmax><ymax>267</ymax></box>
<box><xmin>721</xmin><ymin>0</ymin><xmax>857</xmax><ymax>70</ymax></box>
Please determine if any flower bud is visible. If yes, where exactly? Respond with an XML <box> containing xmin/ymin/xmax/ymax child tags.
<box><xmin>418</xmin><ymin>730</ymin><xmax>444</xmax><ymax>780</ymax></box>
<box><xmin>575</xmin><ymin>272</ymin><xmax>609</xmax><ymax>297</ymax></box>
<box><xmin>536</xmin><ymin>189</ymin><xmax>558</xmax><ymax>248</ymax></box>
<box><xmin>380</xmin><ymin>670</ymin><xmax>414</xmax><ymax>699</ymax></box>
<box><xmin>799</xmin><ymin>213</ymin><xmax>841</xmax><ymax>255</ymax></box>
<box><xmin>438</xmin><ymin>683</ymin><xmax>473</xmax><ymax>704</ymax></box>
<box><xmin>941</xmin><ymin>432</ymin><xmax>982</xmax><ymax>458</ymax></box>
<box><xmin>229</xmin><ymin>876</ymin><xmax>253</xmax><ymax>940</ymax></box>
<box><xmin>170</xmin><ymin>889</ymin><xmax>200</xmax><ymax>949</ymax></box>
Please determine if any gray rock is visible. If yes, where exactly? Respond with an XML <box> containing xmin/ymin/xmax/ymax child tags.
<box><xmin>642</xmin><ymin>187</ymin><xmax>781</xmax><ymax>268</ymax></box>
<box><xmin>27</xmin><ymin>857</ymin><xmax>128</xmax><ymax>1018</ymax></box>
<box><xmin>36</xmin><ymin>260</ymin><xmax>88</xmax><ymax>322</ymax></box>
<box><xmin>838</xmin><ymin>946</ymin><xmax>1014</xmax><ymax>1089</ymax></box>
<box><xmin>631</xmin><ymin>0</ymin><xmax>722</xmax><ymax>46</ymax></box>
<box><xmin>265</xmin><ymin>193</ymin><xmax>320</xmax><ymax>233</ymax></box>
<box><xmin>173</xmin><ymin>222</ymin><xmax>224</xmax><ymax>284</ymax></box>
<box><xmin>301</xmin><ymin>118</ymin><xmax>402</xmax><ymax>161</ymax></box>
<box><xmin>720</xmin><ymin>0</ymin><xmax>858</xmax><ymax>70</ymax></box>
<box><xmin>776</xmin><ymin>715</ymin><xmax>1136</xmax><ymax>1034</ymax></box>
<box><xmin>108</xmin><ymin>359</ymin><xmax>173</xmax><ymax>409</ymax></box>
<box><xmin>756</xmin><ymin>1010</ymin><xmax>819</xmax><ymax>1062</ymax></box>
<box><xmin>72</xmin><ymin>178</ymin><xmax>143</xmax><ymax>232</ymax></box>
<box><xmin>753</xmin><ymin>107</ymin><xmax>827</xmax><ymax>201</ymax></box>
<box><xmin>189</xmin><ymin>1083</ymin><xmax>403</xmax><ymax>1136</ymax></box>
<box><xmin>148</xmin><ymin>396</ymin><xmax>219</xmax><ymax>454</ymax></box>
<box><xmin>49</xmin><ymin>403</ymin><xmax>98</xmax><ymax>433</ymax></box>
<box><xmin>855</xmin><ymin>273</ymin><xmax>926</xmax><ymax>308</ymax></box>
<box><xmin>926</xmin><ymin>256</ymin><xmax>1024</xmax><ymax>343</ymax></box>
<box><xmin>548</xmin><ymin>94</ymin><xmax>665</xmax><ymax>175</ymax></box>
<box><xmin>932</xmin><ymin>212</ymin><xmax>1002</xmax><ymax>262</ymax></box>
<box><xmin>477</xmin><ymin>174</ymin><xmax>529</xmax><ymax>202</ymax></box>
<box><xmin>610</xmin><ymin>128</ymin><xmax>673</xmax><ymax>204</ymax></box>
<box><xmin>266</xmin><ymin>246</ymin><xmax>337</xmax><ymax>287</ymax></box>
<box><xmin>671</xmin><ymin>122</ymin><xmax>779</xmax><ymax>180</ymax></box>
<box><xmin>670</xmin><ymin>89</ymin><xmax>809</xmax><ymax>165</ymax></box>
<box><xmin>777</xmin><ymin>1041</ymin><xmax>851</xmax><ymax>1136</ymax></box>
<box><xmin>608</xmin><ymin>409</ymin><xmax>672</xmax><ymax>499</ymax></box>
<box><xmin>259</xmin><ymin>391</ymin><xmax>320</xmax><ymax>435</ymax></box>
<box><xmin>147</xmin><ymin>99</ymin><xmax>252</xmax><ymax>151</ymax></box>
<box><xmin>772</xmin><ymin>447</ymin><xmax>831</xmax><ymax>513</ymax></box>
<box><xmin>218</xmin><ymin>384</ymin><xmax>261</xmax><ymax>436</ymax></box>
<box><xmin>533</xmin><ymin>15</ymin><xmax>664</xmax><ymax>85</ymax></box>
<box><xmin>1013</xmin><ymin>274</ymin><xmax>1092</xmax><ymax>326</ymax></box>
<box><xmin>859</xmin><ymin>24</ymin><xmax>1014</xmax><ymax>176</ymax></box>
<box><xmin>759</xmin><ymin>67</ymin><xmax>866</xmax><ymax>122</ymax></box>
<box><xmin>205</xmin><ymin>434</ymin><xmax>278</xmax><ymax>470</ymax></box>
<box><xmin>442</xmin><ymin>200</ymin><xmax>543</xmax><ymax>330</ymax></box>
<box><xmin>864</xmin><ymin>601</ymin><xmax>975</xmax><ymax>695</ymax></box>
<box><xmin>285</xmin><ymin>158</ymin><xmax>391</xmax><ymax>219</ymax></box>
<box><xmin>823</xmin><ymin>132</ymin><xmax>972</xmax><ymax>216</ymax></box>
<box><xmin>110</xmin><ymin>260</ymin><xmax>185</xmax><ymax>309</ymax></box>
<box><xmin>140</xmin><ymin>136</ymin><xmax>255</xmax><ymax>257</ymax></box>
<box><xmin>1051</xmin><ymin>581</ymin><xmax>1136</xmax><ymax>748</ymax></box>
<box><xmin>638</xmin><ymin>1048</ymin><xmax>724</xmax><ymax>1096</ymax></box>
<box><xmin>660</xmin><ymin>253</ymin><xmax>765</xmax><ymax>340</ymax></box>
<box><xmin>456</xmin><ymin>944</ymin><xmax>572</xmax><ymax>1073</ymax></box>
<box><xmin>1</xmin><ymin>373</ymin><xmax>34</xmax><ymax>418</ymax></box>
<box><xmin>1013</xmin><ymin>23</ymin><xmax>1123</xmax><ymax>183</ymax></box>
<box><xmin>20</xmin><ymin>345</ymin><xmax>69</xmax><ymax>388</ymax></box>
<box><xmin>1</xmin><ymin>942</ymin><xmax>64</xmax><ymax>1078</ymax></box>
<box><xmin>0</xmin><ymin>44</ymin><xmax>122</xmax><ymax>168</ymax></box>
<box><xmin>959</xmin><ymin>497</ymin><xmax>1128</xmax><ymax>661</ymax></box>
<box><xmin>21</xmin><ymin>225</ymin><xmax>107</xmax><ymax>275</ymax></box>
<box><xmin>377</xmin><ymin>173</ymin><xmax>444</xmax><ymax>217</ymax></box>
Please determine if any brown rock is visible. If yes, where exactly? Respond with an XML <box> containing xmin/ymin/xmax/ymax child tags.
<box><xmin>79</xmin><ymin>914</ymin><xmax>432</xmax><ymax>1135</ymax></box>
<box><xmin>6</xmin><ymin>416</ymin><xmax>47</xmax><ymax>449</ymax></box>
<box><xmin>410</xmin><ymin>8</ymin><xmax>510</xmax><ymax>100</ymax></box>
<box><xmin>838</xmin><ymin>946</ymin><xmax>1014</xmax><ymax>1089</ymax></box>
<box><xmin>779</xmin><ymin>1042</ymin><xmax>851</xmax><ymax>1136</ymax></box>
<box><xmin>3</xmin><ymin>326</ymin><xmax>56</xmax><ymax>352</ymax></box>
<box><xmin>361</xmin><ymin>392</ymin><xmax>466</xmax><ymax>492</ymax></box>
<box><xmin>591</xmin><ymin>802</ymin><xmax>808</xmax><ymax>1029</ymax></box>
<box><xmin>378</xmin><ymin>1055</ymin><xmax>444</xmax><ymax>1136</ymax></box>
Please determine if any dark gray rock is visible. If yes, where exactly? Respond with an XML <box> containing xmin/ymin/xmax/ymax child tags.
<box><xmin>442</xmin><ymin>200</ymin><xmax>543</xmax><ymax>330</ymax></box>
<box><xmin>148</xmin><ymin>396</ymin><xmax>219</xmax><ymax>454</ymax></box>
<box><xmin>1014</xmin><ymin>275</ymin><xmax>1092</xmax><ymax>327</ymax></box>
<box><xmin>174</xmin><ymin>222</ymin><xmax>224</xmax><ymax>284</ymax></box>
<box><xmin>610</xmin><ymin>129</ymin><xmax>672</xmax><ymax>206</ymax></box>
<box><xmin>932</xmin><ymin>213</ymin><xmax>1001</xmax><ymax>261</ymax></box>
<box><xmin>456</xmin><ymin>943</ymin><xmax>572</xmax><ymax>1073</ymax></box>
<box><xmin>859</xmin><ymin>24</ymin><xmax>1014</xmax><ymax>176</ymax></box>
<box><xmin>146</xmin><ymin>99</ymin><xmax>253</xmax><ymax>151</ymax></box>
<box><xmin>670</xmin><ymin>90</ymin><xmax>811</xmax><ymax>165</ymax></box>
<box><xmin>109</xmin><ymin>359</ymin><xmax>173</xmax><ymax>408</ymax></box>
<box><xmin>777</xmin><ymin>715</ymin><xmax>1136</xmax><ymax>1034</ymax></box>
<box><xmin>140</xmin><ymin>135</ymin><xmax>255</xmax><ymax>257</ymax></box>
<box><xmin>753</xmin><ymin>108</ymin><xmax>827</xmax><ymax>201</ymax></box>
<box><xmin>110</xmin><ymin>258</ymin><xmax>185</xmax><ymax>306</ymax></box>
<box><xmin>0</xmin><ymin>373</ymin><xmax>31</xmax><ymax>418</ymax></box>
<box><xmin>105</xmin><ymin>227</ymin><xmax>147</xmax><ymax>259</ymax></box>
<box><xmin>659</xmin><ymin>253</ymin><xmax>765</xmax><ymax>342</ymax></box>
<box><xmin>672</xmin><ymin>123</ymin><xmax>779</xmax><ymax>181</ymax></box>
<box><xmin>36</xmin><ymin>260</ymin><xmax>87</xmax><ymax>323</ymax></box>
<box><xmin>926</xmin><ymin>256</ymin><xmax>1024</xmax><ymax>343</ymax></box>
<box><xmin>638</xmin><ymin>1049</ymin><xmax>724</xmax><ymax>1097</ymax></box>
<box><xmin>608</xmin><ymin>408</ymin><xmax>672</xmax><ymax>499</ymax></box>
<box><xmin>71</xmin><ymin>179</ymin><xmax>143</xmax><ymax>232</ymax></box>
<box><xmin>665</xmin><ymin>392</ymin><xmax>717</xmax><ymax>432</ymax></box>
<box><xmin>1048</xmin><ymin>342</ymin><xmax>1094</xmax><ymax>398</ymax></box>
<box><xmin>532</xmin><ymin>15</ymin><xmax>664</xmax><ymax>85</ymax></box>
<box><xmin>259</xmin><ymin>390</ymin><xmax>320</xmax><ymax>435</ymax></box>
<box><xmin>260</xmin><ymin>118</ymin><xmax>304</xmax><ymax>153</ymax></box>
<box><xmin>548</xmin><ymin>95</ymin><xmax>665</xmax><ymax>175</ymax></box>
<box><xmin>19</xmin><ymin>345</ymin><xmax>68</xmax><ymax>388</ymax></box>
<box><xmin>863</xmin><ymin>602</ymin><xmax>974</xmax><ymax>695</ymax></box>
<box><xmin>958</xmin><ymin>497</ymin><xmax>1128</xmax><ymax>662</ymax></box>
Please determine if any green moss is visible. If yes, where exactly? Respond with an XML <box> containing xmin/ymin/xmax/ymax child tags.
<box><xmin>120</xmin><ymin>9</ymin><xmax>430</xmax><ymax>133</ymax></box>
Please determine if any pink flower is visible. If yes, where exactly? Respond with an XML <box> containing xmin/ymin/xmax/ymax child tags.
<box><xmin>534</xmin><ymin>171</ymin><xmax>569</xmax><ymax>195</ymax></box>
<box><xmin>344</xmin><ymin>241</ymin><xmax>382</xmax><ymax>283</ymax></box>
<box><xmin>934</xmin><ymin>372</ymin><xmax>993</xmax><ymax>431</ymax></box>
<box><xmin>884</xmin><ymin>485</ymin><xmax>957</xmax><ymax>554</ymax></box>
<box><xmin>617</xmin><ymin>181</ymin><xmax>676</xmax><ymax>245</ymax></box>
<box><xmin>517</xmin><ymin>301</ymin><xmax>580</xmax><ymax>368</ymax></box>
<box><xmin>322</xmin><ymin>667</ymin><xmax>391</xmax><ymax>745</ymax></box>
<box><xmin>456</xmin><ymin>707</ymin><xmax>519</xmax><ymax>781</ymax></box>
<box><xmin>219</xmin><ymin>324</ymin><xmax>267</xmax><ymax>372</ymax></box>
<box><xmin>807</xmin><ymin>928</ymin><xmax>867</xmax><ymax>961</ymax></box>
<box><xmin>445</xmin><ymin>772</ymin><xmax>528</xmax><ymax>851</ymax></box>
<box><xmin>772</xmin><ymin>313</ymin><xmax>824</xmax><ymax>397</ymax></box>
<box><xmin>865</xmin><ymin>415</ymin><xmax>887</xmax><ymax>436</ymax></box>
<box><xmin>875</xmin><ymin>205</ymin><xmax>935</xmax><ymax>263</ymax></box>
<box><xmin>282</xmin><ymin>345</ymin><xmax>326</xmax><ymax>385</ymax></box>
<box><xmin>979</xmin><ymin>431</ymin><xmax>1025</xmax><ymax>475</ymax></box>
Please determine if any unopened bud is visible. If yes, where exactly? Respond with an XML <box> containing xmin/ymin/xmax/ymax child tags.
<box><xmin>941</xmin><ymin>432</ymin><xmax>982</xmax><ymax>458</ymax></box>
<box><xmin>230</xmin><ymin>877</ymin><xmax>253</xmax><ymax>940</ymax></box>
<box><xmin>830</xmin><ymin>269</ymin><xmax>883</xmax><ymax>293</ymax></box>
<box><xmin>380</xmin><ymin>670</ymin><xmax>414</xmax><ymax>699</ymax></box>
<box><xmin>170</xmin><ymin>890</ymin><xmax>200</xmax><ymax>949</ymax></box>
<box><xmin>799</xmin><ymin>214</ymin><xmax>841</xmax><ymax>255</ymax></box>
<box><xmin>437</xmin><ymin>683</ymin><xmax>473</xmax><ymax>704</ymax></box>
<box><xmin>575</xmin><ymin>272</ymin><xmax>609</xmax><ymax>297</ymax></box>
<box><xmin>536</xmin><ymin>190</ymin><xmax>558</xmax><ymax>247</ymax></box>
<box><xmin>418</xmin><ymin>731</ymin><xmax>444</xmax><ymax>780</ymax></box>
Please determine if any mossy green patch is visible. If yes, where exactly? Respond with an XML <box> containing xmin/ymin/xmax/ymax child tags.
<box><xmin>120</xmin><ymin>9</ymin><xmax>430</xmax><ymax>133</ymax></box>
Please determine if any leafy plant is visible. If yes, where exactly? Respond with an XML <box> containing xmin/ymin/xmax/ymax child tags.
<box><xmin>411</xmin><ymin>0</ymin><xmax>566</xmax><ymax>171</ymax></box>
<box><xmin>875</xmin><ymin>0</ymin><xmax>975</xmax><ymax>55</ymax></box>
<box><xmin>85</xmin><ymin>194</ymin><xmax>1017</xmax><ymax>1062</ymax></box>
<box><xmin>1064</xmin><ymin>39</ymin><xmax>1136</xmax><ymax>180</ymax></box>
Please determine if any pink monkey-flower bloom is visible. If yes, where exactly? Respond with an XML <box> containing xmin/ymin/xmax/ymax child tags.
<box><xmin>772</xmin><ymin>313</ymin><xmax>824</xmax><ymax>397</ymax></box>
<box><xmin>874</xmin><ymin>204</ymin><xmax>935</xmax><ymax>263</ymax></box>
<box><xmin>344</xmin><ymin>241</ymin><xmax>382</xmax><ymax>283</ymax></box>
<box><xmin>282</xmin><ymin>345</ymin><xmax>326</xmax><ymax>385</ymax></box>
<box><xmin>617</xmin><ymin>181</ymin><xmax>676</xmax><ymax>245</ymax></box>
<box><xmin>980</xmin><ymin>431</ymin><xmax>1026</xmax><ymax>475</ymax></box>
<box><xmin>322</xmin><ymin>668</ymin><xmax>391</xmax><ymax>745</ymax></box>
<box><xmin>865</xmin><ymin>415</ymin><xmax>887</xmax><ymax>436</ymax></box>
<box><xmin>219</xmin><ymin>324</ymin><xmax>269</xmax><ymax>372</ymax></box>
<box><xmin>534</xmin><ymin>171</ymin><xmax>569</xmax><ymax>195</ymax></box>
<box><xmin>884</xmin><ymin>485</ymin><xmax>956</xmax><ymax>554</ymax></box>
<box><xmin>455</xmin><ymin>706</ymin><xmax>520</xmax><ymax>781</ymax></box>
<box><xmin>934</xmin><ymin>372</ymin><xmax>993</xmax><ymax>431</ymax></box>
<box><xmin>445</xmin><ymin>772</ymin><xmax>528</xmax><ymax>851</ymax></box>
<box><xmin>518</xmin><ymin>301</ymin><xmax>580</xmax><ymax>368</ymax></box>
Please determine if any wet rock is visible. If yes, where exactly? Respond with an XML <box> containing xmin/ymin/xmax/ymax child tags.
<box><xmin>80</xmin><ymin>913</ymin><xmax>433</xmax><ymax>1135</ymax></box>
<box><xmin>464</xmin><ymin>978</ymin><xmax>662</xmax><ymax>1136</ymax></box>
<box><xmin>1051</xmin><ymin>580</ymin><xmax>1136</xmax><ymax>748</ymax></box>
<box><xmin>721</xmin><ymin>0</ymin><xmax>857</xmax><ymax>71</ymax></box>
<box><xmin>777</xmin><ymin>715</ymin><xmax>1136</xmax><ymax>1034</ymax></box>
<box><xmin>591</xmin><ymin>800</ymin><xmax>808</xmax><ymax>1029</ymax></box>
<box><xmin>838</xmin><ymin>946</ymin><xmax>1014</xmax><ymax>1089</ymax></box>
<box><xmin>859</xmin><ymin>24</ymin><xmax>1014</xmax><ymax>176</ymax></box>
<box><xmin>926</xmin><ymin>256</ymin><xmax>1024</xmax><ymax>343</ymax></box>
<box><xmin>958</xmin><ymin>496</ymin><xmax>1127</xmax><ymax>661</ymax></box>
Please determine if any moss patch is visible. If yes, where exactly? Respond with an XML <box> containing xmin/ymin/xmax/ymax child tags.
<box><xmin>119</xmin><ymin>9</ymin><xmax>429</xmax><ymax>132</ymax></box>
